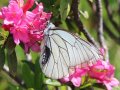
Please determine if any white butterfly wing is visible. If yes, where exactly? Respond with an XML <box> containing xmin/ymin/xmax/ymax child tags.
<box><xmin>40</xmin><ymin>30</ymin><xmax>102</xmax><ymax>79</ymax></box>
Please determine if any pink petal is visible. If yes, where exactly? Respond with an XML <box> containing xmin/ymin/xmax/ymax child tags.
<box><xmin>23</xmin><ymin>0</ymin><xmax>34</xmax><ymax>12</ymax></box>
<box><xmin>104</xmin><ymin>83</ymin><xmax>112</xmax><ymax>90</ymax></box>
<box><xmin>24</xmin><ymin>11</ymin><xmax>36</xmax><ymax>24</ymax></box>
<box><xmin>16</xmin><ymin>0</ymin><xmax>24</xmax><ymax>7</ymax></box>
<box><xmin>71</xmin><ymin>77</ymin><xmax>81</xmax><ymax>87</ymax></box>
<box><xmin>109</xmin><ymin>78</ymin><xmax>119</xmax><ymax>86</ymax></box>
<box><xmin>32</xmin><ymin>3</ymin><xmax>43</xmax><ymax>13</ymax></box>
<box><xmin>0</xmin><ymin>11</ymin><xmax>3</xmax><ymax>19</ymax></box>
<box><xmin>60</xmin><ymin>75</ymin><xmax>70</xmax><ymax>83</ymax></box>
<box><xmin>30</xmin><ymin>42</ymin><xmax>40</xmax><ymax>52</ymax></box>
<box><xmin>10</xmin><ymin>26</ymin><xmax>29</xmax><ymax>44</ymax></box>
<box><xmin>13</xmin><ymin>34</ymin><xmax>20</xmax><ymax>44</ymax></box>
<box><xmin>1</xmin><ymin>1</ymin><xmax>23</xmax><ymax>24</ymax></box>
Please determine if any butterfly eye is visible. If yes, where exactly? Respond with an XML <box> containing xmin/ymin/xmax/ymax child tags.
<box><xmin>41</xmin><ymin>46</ymin><xmax>51</xmax><ymax>66</ymax></box>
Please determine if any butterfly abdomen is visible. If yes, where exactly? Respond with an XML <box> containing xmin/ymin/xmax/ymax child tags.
<box><xmin>42</xmin><ymin>46</ymin><xmax>51</xmax><ymax>66</ymax></box>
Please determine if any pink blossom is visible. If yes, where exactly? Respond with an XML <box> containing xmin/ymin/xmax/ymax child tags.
<box><xmin>24</xmin><ymin>2</ymin><xmax>51</xmax><ymax>52</ymax></box>
<box><xmin>32</xmin><ymin>3</ymin><xmax>51</xmax><ymax>19</ymax></box>
<box><xmin>1</xmin><ymin>1</ymin><xmax>23</xmax><ymax>25</ymax></box>
<box><xmin>61</xmin><ymin>60</ymin><xmax>119</xmax><ymax>89</ymax></box>
<box><xmin>23</xmin><ymin>11</ymin><xmax>36</xmax><ymax>24</ymax></box>
<box><xmin>10</xmin><ymin>24</ymin><xmax>29</xmax><ymax>44</ymax></box>
<box><xmin>104</xmin><ymin>78</ymin><xmax>119</xmax><ymax>90</ymax></box>
<box><xmin>32</xmin><ymin>2</ymin><xmax>43</xmax><ymax>13</ymax></box>
<box><xmin>88</xmin><ymin>60</ymin><xmax>119</xmax><ymax>90</ymax></box>
<box><xmin>0</xmin><ymin>0</ymin><xmax>51</xmax><ymax>52</ymax></box>
<box><xmin>61</xmin><ymin>67</ymin><xmax>89</xmax><ymax>87</ymax></box>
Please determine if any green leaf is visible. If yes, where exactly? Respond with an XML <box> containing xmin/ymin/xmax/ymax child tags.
<box><xmin>34</xmin><ymin>59</ymin><xmax>42</xmax><ymax>74</ymax></box>
<box><xmin>113</xmin><ymin>86</ymin><xmax>120</xmax><ymax>90</ymax></box>
<box><xmin>22</xmin><ymin>63</ymin><xmax>34</xmax><ymax>88</ymax></box>
<box><xmin>60</xmin><ymin>0</ymin><xmax>72</xmax><ymax>20</ymax></box>
<box><xmin>22</xmin><ymin>60</ymin><xmax>35</xmax><ymax>72</ymax></box>
<box><xmin>27</xmin><ymin>88</ymin><xmax>34</xmax><ymax>90</ymax></box>
<box><xmin>80</xmin><ymin>10</ymin><xmax>89</xmax><ymax>19</ymax></box>
<box><xmin>45</xmin><ymin>79</ymin><xmax>61</xmax><ymax>86</ymax></box>
<box><xmin>7</xmin><ymin>50</ymin><xmax>17</xmax><ymax>75</ymax></box>
<box><xmin>0</xmin><ymin>29</ymin><xmax>8</xmax><ymax>47</ymax></box>
<box><xmin>8</xmin><ymin>83</ymin><xmax>23</xmax><ymax>90</ymax></box>
<box><xmin>5</xmin><ymin>35</ymin><xmax>17</xmax><ymax>75</ymax></box>
<box><xmin>0</xmin><ymin>48</ymin><xmax>5</xmax><ymax>70</ymax></box>
<box><xmin>93</xmin><ymin>83</ymin><xmax>106</xmax><ymax>89</ymax></box>
<box><xmin>0</xmin><ymin>35</ymin><xmax>4</xmax><ymax>41</ymax></box>
<box><xmin>34</xmin><ymin>59</ymin><xmax>44</xmax><ymax>90</ymax></box>
<box><xmin>5</xmin><ymin>36</ymin><xmax>16</xmax><ymax>54</ymax></box>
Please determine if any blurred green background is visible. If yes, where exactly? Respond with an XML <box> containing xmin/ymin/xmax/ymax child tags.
<box><xmin>0</xmin><ymin>0</ymin><xmax>120</xmax><ymax>90</ymax></box>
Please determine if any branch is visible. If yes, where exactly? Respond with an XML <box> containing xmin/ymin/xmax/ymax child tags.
<box><xmin>95</xmin><ymin>0</ymin><xmax>104</xmax><ymax>47</ymax></box>
<box><xmin>71</xmin><ymin>0</ymin><xmax>97</xmax><ymax>46</ymax></box>
<box><xmin>2</xmin><ymin>65</ymin><xmax>26</xmax><ymax>89</ymax></box>
<box><xmin>95</xmin><ymin>0</ymin><xmax>109</xmax><ymax>60</ymax></box>
<box><xmin>104</xmin><ymin>0</ymin><xmax>120</xmax><ymax>33</ymax></box>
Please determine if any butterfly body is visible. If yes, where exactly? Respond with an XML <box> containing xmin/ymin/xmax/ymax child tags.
<box><xmin>41</xmin><ymin>46</ymin><xmax>51</xmax><ymax>66</ymax></box>
<box><xmin>40</xmin><ymin>24</ymin><xmax>102</xmax><ymax>79</ymax></box>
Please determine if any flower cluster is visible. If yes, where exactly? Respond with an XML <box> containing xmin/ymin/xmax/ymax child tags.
<box><xmin>0</xmin><ymin>0</ymin><xmax>51</xmax><ymax>52</ymax></box>
<box><xmin>61</xmin><ymin>60</ymin><xmax>119</xmax><ymax>90</ymax></box>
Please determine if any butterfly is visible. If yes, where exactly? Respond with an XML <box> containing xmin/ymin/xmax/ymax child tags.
<box><xmin>39</xmin><ymin>23</ymin><xmax>103</xmax><ymax>79</ymax></box>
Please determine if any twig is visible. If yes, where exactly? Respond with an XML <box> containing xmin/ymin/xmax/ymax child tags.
<box><xmin>104</xmin><ymin>0</ymin><xmax>120</xmax><ymax>33</ymax></box>
<box><xmin>71</xmin><ymin>0</ymin><xmax>97</xmax><ymax>46</ymax></box>
<box><xmin>2</xmin><ymin>65</ymin><xmax>26</xmax><ymax>89</ymax></box>
<box><xmin>95</xmin><ymin>0</ymin><xmax>109</xmax><ymax>61</ymax></box>
<box><xmin>95</xmin><ymin>0</ymin><xmax>104</xmax><ymax>47</ymax></box>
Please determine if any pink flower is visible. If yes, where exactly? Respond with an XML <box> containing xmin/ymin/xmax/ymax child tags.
<box><xmin>24</xmin><ymin>3</ymin><xmax>51</xmax><ymax>52</ymax></box>
<box><xmin>0</xmin><ymin>0</ymin><xmax>51</xmax><ymax>52</ymax></box>
<box><xmin>10</xmin><ymin>24</ymin><xmax>29</xmax><ymax>44</ymax></box>
<box><xmin>88</xmin><ymin>60</ymin><xmax>119</xmax><ymax>90</ymax></box>
<box><xmin>104</xmin><ymin>78</ymin><xmax>119</xmax><ymax>90</ymax></box>
<box><xmin>60</xmin><ymin>60</ymin><xmax>119</xmax><ymax>89</ymax></box>
<box><xmin>60</xmin><ymin>67</ymin><xmax>89</xmax><ymax>87</ymax></box>
<box><xmin>1</xmin><ymin>1</ymin><xmax>23</xmax><ymax>25</ymax></box>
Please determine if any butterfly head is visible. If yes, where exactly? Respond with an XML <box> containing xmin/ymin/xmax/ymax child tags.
<box><xmin>44</xmin><ymin>23</ymin><xmax>55</xmax><ymax>35</ymax></box>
